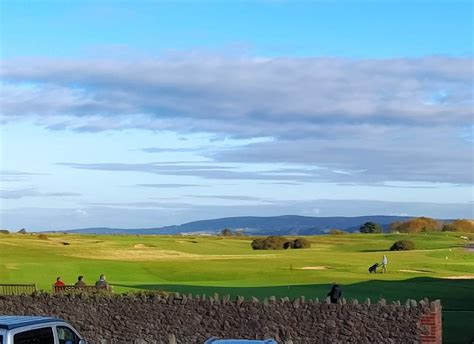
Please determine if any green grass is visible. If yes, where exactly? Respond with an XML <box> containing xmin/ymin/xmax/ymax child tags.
<box><xmin>0</xmin><ymin>232</ymin><xmax>473</xmax><ymax>343</ymax></box>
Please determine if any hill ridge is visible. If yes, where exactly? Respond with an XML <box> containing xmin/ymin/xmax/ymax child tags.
<box><xmin>60</xmin><ymin>214</ymin><xmax>416</xmax><ymax>235</ymax></box>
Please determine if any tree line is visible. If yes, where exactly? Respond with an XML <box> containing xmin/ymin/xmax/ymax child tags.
<box><xmin>358</xmin><ymin>218</ymin><xmax>474</xmax><ymax>234</ymax></box>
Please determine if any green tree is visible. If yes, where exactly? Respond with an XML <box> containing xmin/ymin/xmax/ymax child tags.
<box><xmin>359</xmin><ymin>222</ymin><xmax>383</xmax><ymax>233</ymax></box>
<box><xmin>221</xmin><ymin>228</ymin><xmax>232</xmax><ymax>236</ymax></box>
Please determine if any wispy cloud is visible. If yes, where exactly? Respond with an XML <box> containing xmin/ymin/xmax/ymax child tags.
<box><xmin>58</xmin><ymin>161</ymin><xmax>325</xmax><ymax>182</ymax></box>
<box><xmin>184</xmin><ymin>194</ymin><xmax>266</xmax><ymax>201</ymax></box>
<box><xmin>140</xmin><ymin>147</ymin><xmax>203</xmax><ymax>153</ymax></box>
<box><xmin>0</xmin><ymin>188</ymin><xmax>81</xmax><ymax>199</ymax></box>
<box><xmin>0</xmin><ymin>170</ymin><xmax>49</xmax><ymax>182</ymax></box>
<box><xmin>82</xmin><ymin>201</ymin><xmax>191</xmax><ymax>209</ymax></box>
<box><xmin>137</xmin><ymin>183</ymin><xmax>206</xmax><ymax>188</ymax></box>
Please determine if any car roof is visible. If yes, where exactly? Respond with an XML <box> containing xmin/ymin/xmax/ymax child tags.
<box><xmin>0</xmin><ymin>316</ymin><xmax>61</xmax><ymax>330</ymax></box>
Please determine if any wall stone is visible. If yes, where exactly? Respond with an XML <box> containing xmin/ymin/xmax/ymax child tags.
<box><xmin>0</xmin><ymin>293</ymin><xmax>441</xmax><ymax>344</ymax></box>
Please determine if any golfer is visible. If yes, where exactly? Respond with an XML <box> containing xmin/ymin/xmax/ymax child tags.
<box><xmin>381</xmin><ymin>255</ymin><xmax>388</xmax><ymax>273</ymax></box>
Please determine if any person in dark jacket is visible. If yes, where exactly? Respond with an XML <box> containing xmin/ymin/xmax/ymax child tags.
<box><xmin>95</xmin><ymin>274</ymin><xmax>110</xmax><ymax>290</ymax></box>
<box><xmin>327</xmin><ymin>282</ymin><xmax>342</xmax><ymax>304</ymax></box>
<box><xmin>74</xmin><ymin>275</ymin><xmax>86</xmax><ymax>287</ymax></box>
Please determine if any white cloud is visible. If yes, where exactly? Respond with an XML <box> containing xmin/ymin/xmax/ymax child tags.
<box><xmin>1</xmin><ymin>55</ymin><xmax>472</xmax><ymax>185</ymax></box>
<box><xmin>74</xmin><ymin>209</ymin><xmax>89</xmax><ymax>217</ymax></box>
<box><xmin>1</xmin><ymin>56</ymin><xmax>472</xmax><ymax>134</ymax></box>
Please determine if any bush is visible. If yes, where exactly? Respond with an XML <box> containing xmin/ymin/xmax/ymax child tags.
<box><xmin>293</xmin><ymin>238</ymin><xmax>311</xmax><ymax>249</ymax></box>
<box><xmin>0</xmin><ymin>230</ymin><xmax>9</xmax><ymax>234</ymax></box>
<box><xmin>329</xmin><ymin>229</ymin><xmax>347</xmax><ymax>235</ymax></box>
<box><xmin>38</xmin><ymin>234</ymin><xmax>48</xmax><ymax>240</ymax></box>
<box><xmin>262</xmin><ymin>236</ymin><xmax>289</xmax><ymax>250</ymax></box>
<box><xmin>390</xmin><ymin>240</ymin><xmax>415</xmax><ymax>251</ymax></box>
<box><xmin>251</xmin><ymin>236</ymin><xmax>311</xmax><ymax>250</ymax></box>
<box><xmin>359</xmin><ymin>221</ymin><xmax>383</xmax><ymax>233</ymax></box>
<box><xmin>251</xmin><ymin>238</ymin><xmax>265</xmax><ymax>250</ymax></box>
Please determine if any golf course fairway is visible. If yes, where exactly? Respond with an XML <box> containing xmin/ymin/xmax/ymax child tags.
<box><xmin>1</xmin><ymin>232</ymin><xmax>473</xmax><ymax>343</ymax></box>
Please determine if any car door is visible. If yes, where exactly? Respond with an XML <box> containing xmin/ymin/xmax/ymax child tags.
<box><xmin>13</xmin><ymin>327</ymin><xmax>55</xmax><ymax>344</ymax></box>
<box><xmin>55</xmin><ymin>326</ymin><xmax>81</xmax><ymax>344</ymax></box>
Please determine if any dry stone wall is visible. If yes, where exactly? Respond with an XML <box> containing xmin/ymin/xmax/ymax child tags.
<box><xmin>0</xmin><ymin>292</ymin><xmax>441</xmax><ymax>344</ymax></box>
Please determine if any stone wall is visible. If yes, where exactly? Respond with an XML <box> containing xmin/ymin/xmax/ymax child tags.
<box><xmin>0</xmin><ymin>293</ymin><xmax>441</xmax><ymax>344</ymax></box>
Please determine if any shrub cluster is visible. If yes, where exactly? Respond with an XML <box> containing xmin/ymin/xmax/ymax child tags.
<box><xmin>390</xmin><ymin>240</ymin><xmax>415</xmax><ymax>251</ymax></box>
<box><xmin>251</xmin><ymin>236</ymin><xmax>311</xmax><ymax>250</ymax></box>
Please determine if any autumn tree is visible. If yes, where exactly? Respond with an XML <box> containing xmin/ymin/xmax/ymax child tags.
<box><xmin>389</xmin><ymin>217</ymin><xmax>442</xmax><ymax>233</ymax></box>
<box><xmin>442</xmin><ymin>219</ymin><xmax>474</xmax><ymax>233</ymax></box>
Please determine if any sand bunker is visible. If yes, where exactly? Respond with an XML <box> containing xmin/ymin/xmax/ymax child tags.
<box><xmin>443</xmin><ymin>275</ymin><xmax>474</xmax><ymax>279</ymax></box>
<box><xmin>297</xmin><ymin>266</ymin><xmax>327</xmax><ymax>270</ymax></box>
<box><xmin>398</xmin><ymin>269</ymin><xmax>430</xmax><ymax>274</ymax></box>
<box><xmin>5</xmin><ymin>263</ymin><xmax>19</xmax><ymax>270</ymax></box>
<box><xmin>133</xmin><ymin>243</ymin><xmax>156</xmax><ymax>248</ymax></box>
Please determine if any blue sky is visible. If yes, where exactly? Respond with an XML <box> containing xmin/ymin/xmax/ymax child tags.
<box><xmin>0</xmin><ymin>0</ymin><xmax>473</xmax><ymax>230</ymax></box>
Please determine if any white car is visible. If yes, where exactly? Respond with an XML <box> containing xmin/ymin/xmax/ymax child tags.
<box><xmin>0</xmin><ymin>316</ymin><xmax>86</xmax><ymax>344</ymax></box>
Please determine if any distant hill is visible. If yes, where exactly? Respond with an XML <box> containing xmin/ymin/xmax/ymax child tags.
<box><xmin>63</xmin><ymin>215</ymin><xmax>415</xmax><ymax>235</ymax></box>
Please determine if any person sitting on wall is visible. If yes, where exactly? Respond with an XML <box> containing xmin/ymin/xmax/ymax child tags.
<box><xmin>74</xmin><ymin>275</ymin><xmax>86</xmax><ymax>287</ymax></box>
<box><xmin>54</xmin><ymin>276</ymin><xmax>65</xmax><ymax>287</ymax></box>
<box><xmin>327</xmin><ymin>282</ymin><xmax>342</xmax><ymax>304</ymax></box>
<box><xmin>95</xmin><ymin>274</ymin><xmax>110</xmax><ymax>290</ymax></box>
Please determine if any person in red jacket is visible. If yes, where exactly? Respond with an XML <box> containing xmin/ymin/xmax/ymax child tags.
<box><xmin>54</xmin><ymin>276</ymin><xmax>65</xmax><ymax>287</ymax></box>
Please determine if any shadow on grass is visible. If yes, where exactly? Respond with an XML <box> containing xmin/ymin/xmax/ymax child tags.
<box><xmin>359</xmin><ymin>244</ymin><xmax>466</xmax><ymax>253</ymax></box>
<box><xmin>112</xmin><ymin>277</ymin><xmax>473</xmax><ymax>311</ymax></box>
<box><xmin>358</xmin><ymin>249</ymin><xmax>390</xmax><ymax>252</ymax></box>
<box><xmin>111</xmin><ymin>278</ymin><xmax>474</xmax><ymax>344</ymax></box>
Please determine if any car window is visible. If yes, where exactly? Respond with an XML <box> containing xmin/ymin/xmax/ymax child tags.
<box><xmin>14</xmin><ymin>327</ymin><xmax>54</xmax><ymax>344</ymax></box>
<box><xmin>56</xmin><ymin>326</ymin><xmax>80</xmax><ymax>344</ymax></box>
